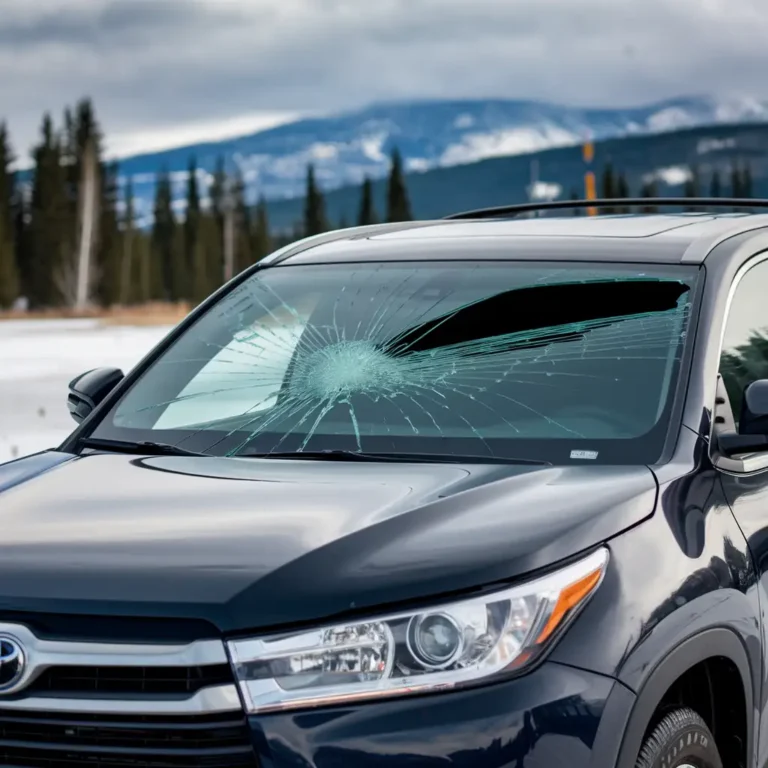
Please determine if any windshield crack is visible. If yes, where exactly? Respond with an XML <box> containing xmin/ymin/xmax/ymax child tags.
<box><xmin>112</xmin><ymin>266</ymin><xmax>693</xmax><ymax>460</ymax></box>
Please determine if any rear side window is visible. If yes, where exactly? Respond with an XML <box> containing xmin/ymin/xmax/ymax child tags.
<box><xmin>720</xmin><ymin>258</ymin><xmax>768</xmax><ymax>424</ymax></box>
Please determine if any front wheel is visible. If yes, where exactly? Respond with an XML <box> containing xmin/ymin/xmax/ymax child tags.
<box><xmin>635</xmin><ymin>708</ymin><xmax>722</xmax><ymax>768</ymax></box>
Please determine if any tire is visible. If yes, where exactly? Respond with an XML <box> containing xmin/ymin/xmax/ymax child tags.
<box><xmin>635</xmin><ymin>708</ymin><xmax>722</xmax><ymax>768</ymax></box>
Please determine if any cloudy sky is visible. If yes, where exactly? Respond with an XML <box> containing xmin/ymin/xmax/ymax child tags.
<box><xmin>1</xmin><ymin>0</ymin><xmax>767</xmax><ymax>159</ymax></box>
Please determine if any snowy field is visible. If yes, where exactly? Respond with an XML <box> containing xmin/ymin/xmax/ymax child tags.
<box><xmin>0</xmin><ymin>319</ymin><xmax>173</xmax><ymax>464</ymax></box>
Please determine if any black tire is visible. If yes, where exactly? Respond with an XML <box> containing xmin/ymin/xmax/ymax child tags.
<box><xmin>635</xmin><ymin>708</ymin><xmax>722</xmax><ymax>768</ymax></box>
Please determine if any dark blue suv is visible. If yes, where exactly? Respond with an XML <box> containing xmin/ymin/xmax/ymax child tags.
<box><xmin>1</xmin><ymin>198</ymin><xmax>767</xmax><ymax>768</ymax></box>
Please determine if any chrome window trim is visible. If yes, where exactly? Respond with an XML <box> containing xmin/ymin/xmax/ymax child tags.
<box><xmin>0</xmin><ymin>683</ymin><xmax>242</xmax><ymax>714</ymax></box>
<box><xmin>713</xmin><ymin>452</ymin><xmax>768</xmax><ymax>475</ymax></box>
<box><xmin>709</xmin><ymin>236</ymin><xmax>768</xmax><ymax>475</ymax></box>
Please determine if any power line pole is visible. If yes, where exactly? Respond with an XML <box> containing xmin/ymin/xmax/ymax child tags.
<box><xmin>75</xmin><ymin>137</ymin><xmax>99</xmax><ymax>309</ymax></box>
<box><xmin>583</xmin><ymin>134</ymin><xmax>596</xmax><ymax>217</ymax></box>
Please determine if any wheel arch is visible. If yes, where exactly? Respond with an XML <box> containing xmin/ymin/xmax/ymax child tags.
<box><xmin>615</xmin><ymin>627</ymin><xmax>755</xmax><ymax>768</ymax></box>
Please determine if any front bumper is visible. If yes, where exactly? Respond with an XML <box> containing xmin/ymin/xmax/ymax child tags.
<box><xmin>247</xmin><ymin>661</ymin><xmax>633</xmax><ymax>768</ymax></box>
<box><xmin>0</xmin><ymin>617</ymin><xmax>634</xmax><ymax>767</ymax></box>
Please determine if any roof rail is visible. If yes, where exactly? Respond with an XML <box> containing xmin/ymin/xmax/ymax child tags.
<box><xmin>443</xmin><ymin>198</ymin><xmax>768</xmax><ymax>220</ymax></box>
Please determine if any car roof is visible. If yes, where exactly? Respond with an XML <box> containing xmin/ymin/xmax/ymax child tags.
<box><xmin>271</xmin><ymin>212</ymin><xmax>768</xmax><ymax>267</ymax></box>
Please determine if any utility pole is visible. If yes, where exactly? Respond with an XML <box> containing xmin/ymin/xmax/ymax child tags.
<box><xmin>583</xmin><ymin>134</ymin><xmax>596</xmax><ymax>216</ymax></box>
<box><xmin>75</xmin><ymin>137</ymin><xmax>99</xmax><ymax>309</ymax></box>
<box><xmin>223</xmin><ymin>177</ymin><xmax>235</xmax><ymax>283</ymax></box>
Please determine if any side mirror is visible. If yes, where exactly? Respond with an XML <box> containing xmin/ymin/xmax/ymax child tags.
<box><xmin>718</xmin><ymin>379</ymin><xmax>768</xmax><ymax>456</ymax></box>
<box><xmin>67</xmin><ymin>367</ymin><xmax>124</xmax><ymax>424</ymax></box>
<box><xmin>739</xmin><ymin>379</ymin><xmax>768</xmax><ymax>435</ymax></box>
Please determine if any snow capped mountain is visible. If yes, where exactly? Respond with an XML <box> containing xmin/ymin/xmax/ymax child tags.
<box><xmin>117</xmin><ymin>94</ymin><xmax>768</xmax><ymax>223</ymax></box>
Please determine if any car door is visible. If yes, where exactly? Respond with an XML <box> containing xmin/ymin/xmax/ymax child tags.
<box><xmin>715</xmin><ymin>255</ymin><xmax>768</xmax><ymax>767</ymax></box>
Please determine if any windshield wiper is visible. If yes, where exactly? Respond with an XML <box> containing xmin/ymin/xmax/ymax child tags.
<box><xmin>78</xmin><ymin>440</ymin><xmax>547</xmax><ymax>465</ymax></box>
<box><xmin>237</xmin><ymin>449</ymin><xmax>548</xmax><ymax>465</ymax></box>
<box><xmin>78</xmin><ymin>437</ymin><xmax>206</xmax><ymax>457</ymax></box>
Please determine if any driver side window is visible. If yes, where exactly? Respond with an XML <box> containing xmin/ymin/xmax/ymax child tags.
<box><xmin>720</xmin><ymin>259</ymin><xmax>768</xmax><ymax>426</ymax></box>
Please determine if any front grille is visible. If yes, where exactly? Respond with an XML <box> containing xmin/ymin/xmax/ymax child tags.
<box><xmin>0</xmin><ymin>621</ymin><xmax>253</xmax><ymax>766</ymax></box>
<box><xmin>0</xmin><ymin>710</ymin><xmax>258</xmax><ymax>767</ymax></box>
<box><xmin>26</xmin><ymin>664</ymin><xmax>234</xmax><ymax>696</ymax></box>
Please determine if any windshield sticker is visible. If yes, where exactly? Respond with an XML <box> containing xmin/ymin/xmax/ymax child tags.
<box><xmin>570</xmin><ymin>450</ymin><xmax>599</xmax><ymax>460</ymax></box>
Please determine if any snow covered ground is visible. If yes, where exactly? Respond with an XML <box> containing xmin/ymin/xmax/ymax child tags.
<box><xmin>0</xmin><ymin>319</ymin><xmax>173</xmax><ymax>464</ymax></box>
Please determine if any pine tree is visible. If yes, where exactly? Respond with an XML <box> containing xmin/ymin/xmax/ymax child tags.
<box><xmin>119</xmin><ymin>177</ymin><xmax>136</xmax><ymax>304</ymax></box>
<box><xmin>11</xmin><ymin>168</ymin><xmax>29</xmax><ymax>304</ymax></box>
<box><xmin>232</xmin><ymin>171</ymin><xmax>251</xmax><ymax>275</ymax></box>
<box><xmin>74</xmin><ymin>99</ymin><xmax>100</xmax><ymax>162</ymax></box>
<box><xmin>217</xmin><ymin>168</ymin><xmax>251</xmax><ymax>280</ymax></box>
<box><xmin>730</xmin><ymin>162</ymin><xmax>742</xmax><ymax>199</ymax></box>
<box><xmin>600</xmin><ymin>162</ymin><xmax>616</xmax><ymax>214</ymax></box>
<box><xmin>184</xmin><ymin>157</ymin><xmax>201</xmax><ymax>296</ymax></box>
<box><xmin>192</xmin><ymin>213</ymin><xmax>220</xmax><ymax>303</ymax></box>
<box><xmin>684</xmin><ymin>165</ymin><xmax>700</xmax><ymax>199</ymax></box>
<box><xmin>357</xmin><ymin>177</ymin><xmax>378</xmax><ymax>225</ymax></box>
<box><xmin>70</xmin><ymin>98</ymin><xmax>104</xmax><ymax>307</ymax></box>
<box><xmin>171</xmin><ymin>224</ymin><xmax>186</xmax><ymax>302</ymax></box>
<box><xmin>62</xmin><ymin>107</ymin><xmax>75</xmax><ymax>167</ymax></box>
<box><xmin>386</xmin><ymin>148</ymin><xmax>412</xmax><ymax>222</ymax></box>
<box><xmin>28</xmin><ymin>114</ymin><xmax>70</xmax><ymax>307</ymax></box>
<box><xmin>710</xmin><ymin>169</ymin><xmax>722</xmax><ymax>198</ymax></box>
<box><xmin>134</xmin><ymin>231</ymin><xmax>157</xmax><ymax>304</ymax></box>
<box><xmin>251</xmin><ymin>197</ymin><xmax>271</xmax><ymax>264</ymax></box>
<box><xmin>96</xmin><ymin>161</ymin><xmax>121</xmax><ymax>306</ymax></box>
<box><xmin>0</xmin><ymin>123</ymin><xmax>19</xmax><ymax>308</ymax></box>
<box><xmin>741</xmin><ymin>162</ymin><xmax>753</xmax><ymax>199</ymax></box>
<box><xmin>191</xmin><ymin>228</ymin><xmax>208</xmax><ymax>304</ymax></box>
<box><xmin>569</xmin><ymin>187</ymin><xmax>581</xmax><ymax>215</ymax></box>
<box><xmin>303</xmin><ymin>164</ymin><xmax>327</xmax><ymax>236</ymax></box>
<box><xmin>616</xmin><ymin>172</ymin><xmax>630</xmax><ymax>213</ymax></box>
<box><xmin>210</xmin><ymin>155</ymin><xmax>226</xmax><ymax>239</ymax></box>
<box><xmin>151</xmin><ymin>169</ymin><xmax>182</xmax><ymax>300</ymax></box>
<box><xmin>640</xmin><ymin>179</ymin><xmax>659</xmax><ymax>213</ymax></box>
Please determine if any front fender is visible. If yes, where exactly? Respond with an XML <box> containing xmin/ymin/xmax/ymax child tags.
<box><xmin>550</xmin><ymin>458</ymin><xmax>760</xmax><ymax>767</ymax></box>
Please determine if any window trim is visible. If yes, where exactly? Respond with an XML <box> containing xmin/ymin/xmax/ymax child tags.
<box><xmin>711</xmin><ymin>248</ymin><xmax>768</xmax><ymax>475</ymax></box>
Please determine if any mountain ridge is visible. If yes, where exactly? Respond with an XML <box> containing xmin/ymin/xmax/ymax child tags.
<box><xmin>258</xmin><ymin>119</ymin><xmax>768</xmax><ymax>230</ymax></box>
<box><xmin>96</xmin><ymin>94</ymin><xmax>768</xmax><ymax>224</ymax></box>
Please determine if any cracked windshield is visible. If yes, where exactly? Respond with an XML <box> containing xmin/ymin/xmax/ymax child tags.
<box><xmin>94</xmin><ymin>262</ymin><xmax>696</xmax><ymax>463</ymax></box>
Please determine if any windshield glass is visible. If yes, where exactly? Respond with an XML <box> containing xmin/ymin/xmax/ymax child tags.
<box><xmin>91</xmin><ymin>261</ymin><xmax>699</xmax><ymax>464</ymax></box>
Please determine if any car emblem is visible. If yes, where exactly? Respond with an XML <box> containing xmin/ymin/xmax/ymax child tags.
<box><xmin>0</xmin><ymin>636</ymin><xmax>25</xmax><ymax>691</ymax></box>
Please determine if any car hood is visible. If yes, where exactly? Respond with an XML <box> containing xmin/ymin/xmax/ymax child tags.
<box><xmin>0</xmin><ymin>451</ymin><xmax>657</xmax><ymax>633</ymax></box>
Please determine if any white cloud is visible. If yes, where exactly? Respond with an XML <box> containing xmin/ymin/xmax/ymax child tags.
<box><xmin>1</xmin><ymin>0</ymin><xmax>767</xmax><ymax>158</ymax></box>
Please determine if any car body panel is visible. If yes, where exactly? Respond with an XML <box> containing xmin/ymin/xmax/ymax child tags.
<box><xmin>283</xmin><ymin>234</ymin><xmax>691</xmax><ymax>265</ymax></box>
<box><xmin>0</xmin><ymin>451</ymin><xmax>655</xmax><ymax>633</ymax></box>
<box><xmin>549</xmin><ymin>428</ymin><xmax>760</xmax><ymax>766</ymax></box>
<box><xmin>247</xmin><ymin>661</ymin><xmax>621</xmax><ymax>768</ymax></box>
<box><xmin>369</xmin><ymin>214</ymin><xmax>724</xmax><ymax>239</ymax></box>
<box><xmin>0</xmin><ymin>450</ymin><xmax>77</xmax><ymax>494</ymax></box>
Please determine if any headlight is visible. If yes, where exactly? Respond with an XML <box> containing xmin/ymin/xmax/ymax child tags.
<box><xmin>228</xmin><ymin>548</ymin><xmax>608</xmax><ymax>713</ymax></box>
